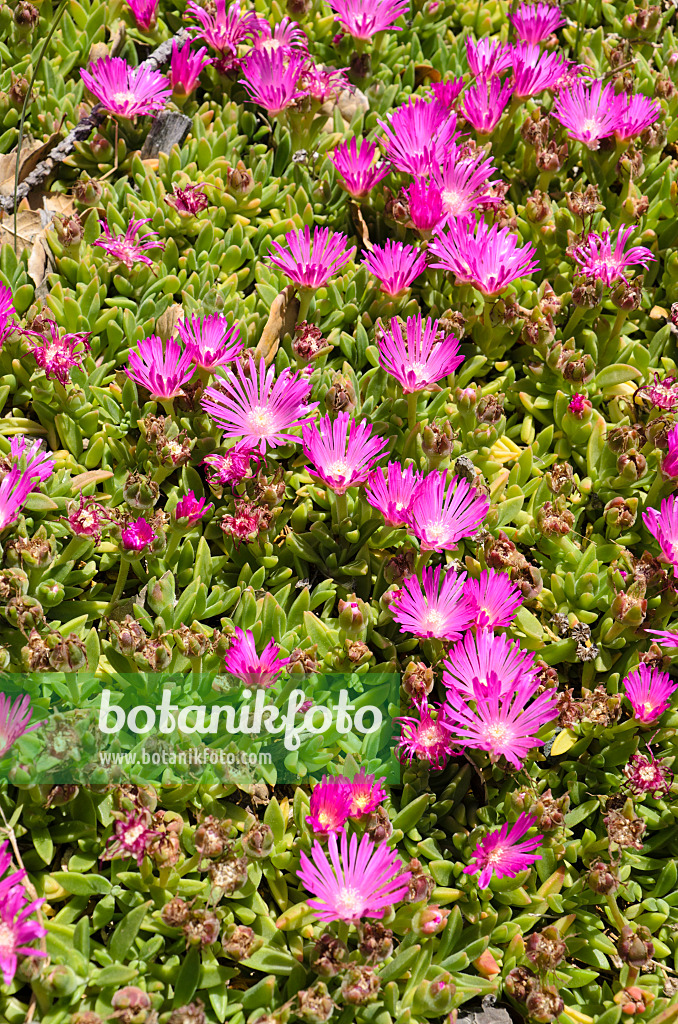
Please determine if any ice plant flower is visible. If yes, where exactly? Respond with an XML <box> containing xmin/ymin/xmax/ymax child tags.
<box><xmin>203</xmin><ymin>446</ymin><xmax>260</xmax><ymax>488</ymax></box>
<box><xmin>176</xmin><ymin>314</ymin><xmax>243</xmax><ymax>370</ymax></box>
<box><xmin>377</xmin><ymin>314</ymin><xmax>463</xmax><ymax>393</ymax></box>
<box><xmin>616</xmin><ymin>93</ymin><xmax>661</xmax><ymax>141</ymax></box>
<box><xmin>165</xmin><ymin>183</ymin><xmax>209</xmax><ymax>215</ymax></box>
<box><xmin>301</xmin><ymin>412</ymin><xmax>388</xmax><ymax>493</ymax></box>
<box><xmin>80</xmin><ymin>57</ymin><xmax>171</xmax><ymax>118</ymax></box>
<box><xmin>252</xmin><ymin>17</ymin><xmax>308</xmax><ymax>55</ymax></box>
<box><xmin>406</xmin><ymin>177</ymin><xmax>445</xmax><ymax>233</ymax></box>
<box><xmin>509</xmin><ymin>2</ymin><xmax>566</xmax><ymax>43</ymax></box>
<box><xmin>362</xmin><ymin>240</ymin><xmax>428</xmax><ymax>296</ymax></box>
<box><xmin>571</xmin><ymin>226</ymin><xmax>655</xmax><ymax>286</ymax></box>
<box><xmin>428</xmin><ymin>218</ymin><xmax>539</xmax><ymax>297</ymax></box>
<box><xmin>10</xmin><ymin>437</ymin><xmax>55</xmax><ymax>486</ymax></box>
<box><xmin>306</xmin><ymin>776</ymin><xmax>352</xmax><ymax>834</ymax></box>
<box><xmin>463</xmin><ymin>569</ymin><xmax>523</xmax><ymax>629</ymax></box>
<box><xmin>169</xmin><ymin>39</ymin><xmax>211</xmax><ymax>96</ymax></box>
<box><xmin>174</xmin><ymin>490</ymin><xmax>213</xmax><ymax>525</ymax></box>
<box><xmin>23</xmin><ymin>320</ymin><xmax>90</xmax><ymax>385</ymax></box>
<box><xmin>299</xmin><ymin>62</ymin><xmax>348</xmax><ymax>103</ymax></box>
<box><xmin>442</xmin><ymin>628</ymin><xmax>538</xmax><ymax>700</ymax></box>
<box><xmin>202</xmin><ymin>354</ymin><xmax>316</xmax><ymax>454</ymax></box>
<box><xmin>186</xmin><ymin>0</ymin><xmax>262</xmax><ymax>59</ymax></box>
<box><xmin>464</xmin><ymin>813</ymin><xmax>543</xmax><ymax>889</ymax></box>
<box><xmin>406</xmin><ymin>471</ymin><xmax>490</xmax><ymax>551</ymax></box>
<box><xmin>327</xmin><ymin>0</ymin><xmax>409</xmax><ymax>40</ymax></box>
<box><xmin>445</xmin><ymin>673</ymin><xmax>558</xmax><ymax>768</ymax></box>
<box><xmin>512</xmin><ymin>43</ymin><xmax>567</xmax><ymax>99</ymax></box>
<box><xmin>223</xmin><ymin>627</ymin><xmax>289</xmax><ymax>688</ymax></box>
<box><xmin>67</xmin><ymin>493</ymin><xmax>107</xmax><ymax>542</ymax></box>
<box><xmin>552</xmin><ymin>79</ymin><xmax>620</xmax><ymax>149</ymax></box>
<box><xmin>0</xmin><ymin>879</ymin><xmax>47</xmax><ymax>986</ymax></box>
<box><xmin>121</xmin><ymin>517</ymin><xmax>156</xmax><ymax>552</ymax></box>
<box><xmin>465</xmin><ymin>37</ymin><xmax>513</xmax><ymax>78</ymax></box>
<box><xmin>396</xmin><ymin>699</ymin><xmax>455</xmax><ymax>769</ymax></box>
<box><xmin>364</xmin><ymin>461</ymin><xmax>422</xmax><ymax>528</ymax></box>
<box><xmin>646</xmin><ymin>628</ymin><xmax>678</xmax><ymax>647</ymax></box>
<box><xmin>378</xmin><ymin>96</ymin><xmax>459</xmax><ymax>176</ymax></box>
<box><xmin>391</xmin><ymin>565</ymin><xmax>472</xmax><ymax>641</ymax></box>
<box><xmin>240</xmin><ymin>49</ymin><xmax>308</xmax><ymax>115</ymax></box>
<box><xmin>330</xmin><ymin>137</ymin><xmax>390</xmax><ymax>198</ymax></box>
<box><xmin>0</xmin><ymin>284</ymin><xmax>16</xmax><ymax>346</ymax></box>
<box><xmin>462</xmin><ymin>76</ymin><xmax>514</xmax><ymax>135</ymax></box>
<box><xmin>101</xmin><ymin>811</ymin><xmax>158</xmax><ymax>866</ymax></box>
<box><xmin>431</xmin><ymin>78</ymin><xmax>465</xmax><ymax>111</ymax></box>
<box><xmin>622</xmin><ymin>663</ymin><xmax>677</xmax><ymax>724</ymax></box>
<box><xmin>124</xmin><ymin>0</ymin><xmax>158</xmax><ymax>31</ymax></box>
<box><xmin>623</xmin><ymin>749</ymin><xmax>673</xmax><ymax>798</ymax></box>
<box><xmin>297</xmin><ymin>828</ymin><xmax>410</xmax><ymax>922</ymax></box>
<box><xmin>643</xmin><ymin>497</ymin><xmax>678</xmax><ymax>574</ymax></box>
<box><xmin>0</xmin><ymin>466</ymin><xmax>38</xmax><ymax>531</ymax></box>
<box><xmin>347</xmin><ymin>769</ymin><xmax>387</xmax><ymax>818</ymax></box>
<box><xmin>430</xmin><ymin>144</ymin><xmax>502</xmax><ymax>221</ymax></box>
<box><xmin>638</xmin><ymin>374</ymin><xmax>678</xmax><ymax>411</ymax></box>
<box><xmin>126</xmin><ymin>336</ymin><xmax>194</xmax><ymax>400</ymax></box>
<box><xmin>0</xmin><ymin>693</ymin><xmax>41</xmax><ymax>758</ymax></box>
<box><xmin>267</xmin><ymin>226</ymin><xmax>355</xmax><ymax>289</ymax></box>
<box><xmin>94</xmin><ymin>218</ymin><xmax>163</xmax><ymax>271</ymax></box>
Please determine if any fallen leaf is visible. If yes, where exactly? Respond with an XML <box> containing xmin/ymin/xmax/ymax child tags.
<box><xmin>650</xmin><ymin>305</ymin><xmax>668</xmax><ymax>319</ymax></box>
<box><xmin>411</xmin><ymin>65</ymin><xmax>443</xmax><ymax>86</ymax></box>
<box><xmin>254</xmin><ymin>285</ymin><xmax>300</xmax><ymax>365</ymax></box>
<box><xmin>0</xmin><ymin>134</ymin><xmax>62</xmax><ymax>196</ymax></box>
<box><xmin>41</xmin><ymin>193</ymin><xmax>75</xmax><ymax>217</ymax></box>
<box><xmin>155</xmin><ymin>303</ymin><xmax>184</xmax><ymax>341</ymax></box>
<box><xmin>350</xmin><ymin>201</ymin><xmax>372</xmax><ymax>251</ymax></box>
<box><xmin>70</xmin><ymin>470</ymin><xmax>114</xmax><ymax>492</ymax></box>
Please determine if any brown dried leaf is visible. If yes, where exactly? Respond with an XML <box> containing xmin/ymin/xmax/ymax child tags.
<box><xmin>155</xmin><ymin>303</ymin><xmax>184</xmax><ymax>341</ymax></box>
<box><xmin>0</xmin><ymin>134</ymin><xmax>62</xmax><ymax>196</ymax></box>
<box><xmin>70</xmin><ymin>470</ymin><xmax>114</xmax><ymax>492</ymax></box>
<box><xmin>253</xmin><ymin>285</ymin><xmax>300</xmax><ymax>365</ymax></box>
<box><xmin>650</xmin><ymin>305</ymin><xmax>668</xmax><ymax>319</ymax></box>
<box><xmin>413</xmin><ymin>65</ymin><xmax>442</xmax><ymax>87</ymax></box>
<box><xmin>350</xmin><ymin>200</ymin><xmax>372</xmax><ymax>251</ymax></box>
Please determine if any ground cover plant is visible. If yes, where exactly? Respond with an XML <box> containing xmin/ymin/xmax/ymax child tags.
<box><xmin>1</xmin><ymin>0</ymin><xmax>678</xmax><ymax>1022</ymax></box>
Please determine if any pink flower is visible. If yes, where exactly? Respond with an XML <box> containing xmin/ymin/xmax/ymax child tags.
<box><xmin>445</xmin><ymin>672</ymin><xmax>558</xmax><ymax>768</ymax></box>
<box><xmin>661</xmin><ymin>427</ymin><xmax>678</xmax><ymax>479</ymax></box>
<box><xmin>406</xmin><ymin>177</ymin><xmax>445</xmax><ymax>233</ymax></box>
<box><xmin>299</xmin><ymin>62</ymin><xmax>349</xmax><ymax>103</ymax></box>
<box><xmin>0</xmin><ymin>872</ymin><xmax>47</xmax><ymax>985</ymax></box>
<box><xmin>378</xmin><ymin>96</ymin><xmax>459</xmax><ymax>176</ymax></box>
<box><xmin>464</xmin><ymin>813</ymin><xmax>543</xmax><ymax>889</ymax></box>
<box><xmin>302</xmin><ymin>412</ymin><xmax>388</xmax><ymax>494</ymax></box>
<box><xmin>80</xmin><ymin>57</ymin><xmax>171</xmax><ymax>118</ymax></box>
<box><xmin>623</xmin><ymin>749</ymin><xmax>672</xmax><ymax>798</ymax></box>
<box><xmin>94</xmin><ymin>217</ymin><xmax>163</xmax><ymax>271</ymax></box>
<box><xmin>240</xmin><ymin>48</ymin><xmax>308</xmax><ymax>115</ymax></box>
<box><xmin>9</xmin><ymin>437</ymin><xmax>54</xmax><ymax>487</ymax></box>
<box><xmin>616</xmin><ymin>93</ymin><xmax>661</xmax><ymax>141</ymax></box>
<box><xmin>430</xmin><ymin>144</ymin><xmax>502</xmax><ymax>221</ymax></box>
<box><xmin>125</xmin><ymin>0</ymin><xmax>158</xmax><ymax>31</ymax></box>
<box><xmin>297</xmin><ymin>829</ymin><xmax>410</xmax><ymax>922</ymax></box>
<box><xmin>431</xmin><ymin>78</ymin><xmax>465</xmax><ymax>111</ymax></box>
<box><xmin>512</xmin><ymin>43</ymin><xmax>567</xmax><ymax>99</ymax></box>
<box><xmin>646</xmin><ymin>628</ymin><xmax>678</xmax><ymax>647</ymax></box>
<box><xmin>165</xmin><ymin>183</ymin><xmax>209</xmax><ymax>215</ymax></box>
<box><xmin>551</xmin><ymin>79</ymin><xmax>620</xmax><ymax>149</ymax></box>
<box><xmin>327</xmin><ymin>0</ymin><xmax>409</xmax><ymax>40</ymax></box>
<box><xmin>101</xmin><ymin>810</ymin><xmax>158</xmax><ymax>866</ymax></box>
<box><xmin>396</xmin><ymin>699</ymin><xmax>455</xmax><ymax>770</ymax></box>
<box><xmin>331</xmin><ymin>137</ymin><xmax>390</xmax><ymax>198</ymax></box>
<box><xmin>0</xmin><ymin>283</ymin><xmax>16</xmax><ymax>346</ymax></box>
<box><xmin>202</xmin><ymin>354</ymin><xmax>316</xmax><ymax>454</ymax></box>
<box><xmin>568</xmin><ymin>393</ymin><xmax>590</xmax><ymax>417</ymax></box>
<box><xmin>126</xmin><ymin>335</ymin><xmax>194</xmax><ymax>400</ymax></box>
<box><xmin>465</xmin><ymin>37</ymin><xmax>513</xmax><ymax>78</ymax></box>
<box><xmin>306</xmin><ymin>776</ymin><xmax>352</xmax><ymax>834</ymax></box>
<box><xmin>224</xmin><ymin>627</ymin><xmax>289</xmax><ymax>688</ymax></box>
<box><xmin>67</xmin><ymin>493</ymin><xmax>106</xmax><ymax>541</ymax></box>
<box><xmin>221</xmin><ymin>500</ymin><xmax>264</xmax><ymax>544</ymax></box>
<box><xmin>176</xmin><ymin>314</ymin><xmax>242</xmax><ymax>370</ymax></box>
<box><xmin>347</xmin><ymin>769</ymin><xmax>387</xmax><ymax>818</ymax></box>
<box><xmin>0</xmin><ymin>694</ymin><xmax>41</xmax><ymax>758</ymax></box>
<box><xmin>509</xmin><ymin>2</ymin><xmax>566</xmax><ymax>43</ymax></box>
<box><xmin>406</xmin><ymin>471</ymin><xmax>490</xmax><ymax>551</ymax></box>
<box><xmin>643</xmin><ymin>497</ymin><xmax>678</xmax><ymax>574</ymax></box>
<box><xmin>169</xmin><ymin>39</ymin><xmax>211</xmax><ymax>95</ymax></box>
<box><xmin>186</xmin><ymin>0</ymin><xmax>262</xmax><ymax>58</ymax></box>
<box><xmin>23</xmin><ymin>320</ymin><xmax>90</xmax><ymax>385</ymax></box>
<box><xmin>174</xmin><ymin>490</ymin><xmax>213</xmax><ymax>525</ymax></box>
<box><xmin>391</xmin><ymin>565</ymin><xmax>472</xmax><ymax>641</ymax></box>
<box><xmin>571</xmin><ymin>226</ymin><xmax>655</xmax><ymax>286</ymax></box>
<box><xmin>377</xmin><ymin>314</ymin><xmax>463</xmax><ymax>393</ymax></box>
<box><xmin>267</xmin><ymin>226</ymin><xmax>355</xmax><ymax>289</ymax></box>
<box><xmin>462</xmin><ymin>75</ymin><xmax>514</xmax><ymax>134</ymax></box>
<box><xmin>637</xmin><ymin>374</ymin><xmax>678</xmax><ymax>411</ymax></box>
<box><xmin>442</xmin><ymin>628</ymin><xmax>538</xmax><ymax>700</ymax></box>
<box><xmin>428</xmin><ymin>217</ymin><xmax>539</xmax><ymax>297</ymax></box>
<box><xmin>463</xmin><ymin>569</ymin><xmax>523</xmax><ymax>629</ymax></box>
<box><xmin>203</xmin><ymin>446</ymin><xmax>261</xmax><ymax>488</ymax></box>
<box><xmin>362</xmin><ymin>240</ymin><xmax>428</xmax><ymax>296</ymax></box>
<box><xmin>121</xmin><ymin>517</ymin><xmax>156</xmax><ymax>552</ymax></box>
<box><xmin>252</xmin><ymin>17</ymin><xmax>308</xmax><ymax>55</ymax></box>
<box><xmin>364</xmin><ymin>461</ymin><xmax>422</xmax><ymax>528</ymax></box>
<box><xmin>622</xmin><ymin>663</ymin><xmax>677</xmax><ymax>724</ymax></box>
<box><xmin>0</xmin><ymin>466</ymin><xmax>38</xmax><ymax>531</ymax></box>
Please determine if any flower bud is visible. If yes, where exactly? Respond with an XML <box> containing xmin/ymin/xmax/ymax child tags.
<box><xmin>123</xmin><ymin>472</ymin><xmax>159</xmax><ymax>510</ymax></box>
<box><xmin>421</xmin><ymin>422</ymin><xmax>454</xmax><ymax>458</ymax></box>
<box><xmin>312</xmin><ymin>934</ymin><xmax>348</xmax><ymax>977</ymax></box>
<box><xmin>525</xmin><ymin>926</ymin><xmax>567</xmax><ymax>971</ymax></box>
<box><xmin>525</xmin><ymin>985</ymin><xmax>564</xmax><ymax>1023</ymax></box>
<box><xmin>604</xmin><ymin>496</ymin><xmax>638</xmax><ymax>530</ymax></box>
<box><xmin>358</xmin><ymin>922</ymin><xmax>393</xmax><ymax>962</ymax></box>
<box><xmin>566</xmin><ymin>392</ymin><xmax>592</xmax><ymax>420</ymax></box>
<box><xmin>402</xmin><ymin>661</ymin><xmax>434</xmax><ymax>702</ymax></box>
<box><xmin>610</xmin><ymin>589</ymin><xmax>647</xmax><ymax>628</ymax></box>
<box><xmin>413</xmin><ymin>904</ymin><xmax>450</xmax><ymax>936</ymax></box>
<box><xmin>222</xmin><ymin>924</ymin><xmax>262</xmax><ymax>961</ymax></box>
<box><xmin>504</xmin><ymin>966</ymin><xmax>537</xmax><ymax>1002</ymax></box>
<box><xmin>54</xmin><ymin>212</ymin><xmax>84</xmax><ymax>251</ymax></box>
<box><xmin>618</xmin><ymin>925</ymin><xmax>654</xmax><ymax>968</ymax></box>
<box><xmin>340</xmin><ymin>966</ymin><xmax>380</xmax><ymax>1006</ymax></box>
<box><xmin>90</xmin><ymin>133</ymin><xmax>114</xmax><ymax>161</ymax></box>
<box><xmin>161</xmin><ymin>897</ymin><xmax>190</xmax><ymax>927</ymax></box>
<box><xmin>525</xmin><ymin>189</ymin><xmax>551</xmax><ymax>223</ymax></box>
<box><xmin>109</xmin><ymin>616</ymin><xmax>146</xmax><ymax>656</ymax></box>
<box><xmin>73</xmin><ymin>177</ymin><xmax>104</xmax><ymax>208</ymax></box>
<box><xmin>338</xmin><ymin>597</ymin><xmax>364</xmax><ymax>634</ymax></box>
<box><xmin>411</xmin><ymin>974</ymin><xmax>456</xmax><ymax>1016</ymax></box>
<box><xmin>242</xmin><ymin>822</ymin><xmax>274</xmax><ymax>859</ymax></box>
<box><xmin>297</xmin><ymin>982</ymin><xmax>334</xmax><ymax>1023</ymax></box>
<box><xmin>183</xmin><ymin>909</ymin><xmax>220</xmax><ymax>948</ymax></box>
<box><xmin>454</xmin><ymin>385</ymin><xmax>478</xmax><ymax>412</ymax></box>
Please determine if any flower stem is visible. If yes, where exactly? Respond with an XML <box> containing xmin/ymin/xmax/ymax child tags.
<box><xmin>160</xmin><ymin>398</ymin><xmax>175</xmax><ymax>418</ymax></box>
<box><xmin>407</xmin><ymin>391</ymin><xmax>419</xmax><ymax>433</ymax></box>
<box><xmin>563</xmin><ymin>305</ymin><xmax>585</xmax><ymax>341</ymax></box>
<box><xmin>105</xmin><ymin>557</ymin><xmax>131</xmax><ymax>615</ymax></box>
<box><xmin>333</xmin><ymin>490</ymin><xmax>348</xmax><ymax>524</ymax></box>
<box><xmin>645</xmin><ymin>469</ymin><xmax>668</xmax><ymax>510</ymax></box>
<box><xmin>605</xmin><ymin>892</ymin><xmax>627</xmax><ymax>934</ymax></box>
<box><xmin>297</xmin><ymin>287</ymin><xmax>314</xmax><ymax>324</ymax></box>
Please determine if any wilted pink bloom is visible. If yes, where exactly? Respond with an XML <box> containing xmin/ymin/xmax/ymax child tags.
<box><xmin>624</xmin><ymin>749</ymin><xmax>672</xmax><ymax>798</ymax></box>
<box><xmin>442</xmin><ymin>628</ymin><xmax>538</xmax><ymax>700</ymax></box>
<box><xmin>377</xmin><ymin>314</ymin><xmax>463</xmax><ymax>392</ymax></box>
<box><xmin>396</xmin><ymin>699</ymin><xmax>455</xmax><ymax>770</ymax></box>
<box><xmin>364</xmin><ymin>461</ymin><xmax>422</xmax><ymax>528</ymax></box>
<box><xmin>391</xmin><ymin>565</ymin><xmax>472</xmax><ymax>641</ymax></box>
<box><xmin>327</xmin><ymin>0</ymin><xmax>409</xmax><ymax>40</ymax></box>
<box><xmin>362</xmin><ymin>240</ymin><xmax>428</xmax><ymax>296</ymax></box>
<box><xmin>240</xmin><ymin>48</ymin><xmax>308</xmax><ymax>115</ymax></box>
<box><xmin>121</xmin><ymin>517</ymin><xmax>156</xmax><ymax>552</ymax></box>
<box><xmin>462</xmin><ymin>76</ymin><xmax>514</xmax><ymax>134</ymax></box>
<box><xmin>616</xmin><ymin>93</ymin><xmax>661</xmax><ymax>141</ymax></box>
<box><xmin>165</xmin><ymin>183</ymin><xmax>209</xmax><ymax>215</ymax></box>
<box><xmin>10</xmin><ymin>437</ymin><xmax>55</xmax><ymax>486</ymax></box>
<box><xmin>94</xmin><ymin>217</ymin><xmax>163</xmax><ymax>271</ymax></box>
<box><xmin>331</xmin><ymin>137</ymin><xmax>390</xmax><ymax>198</ymax></box>
<box><xmin>347</xmin><ymin>769</ymin><xmax>387</xmax><ymax>818</ymax></box>
<box><xmin>407</xmin><ymin>471</ymin><xmax>490</xmax><ymax>551</ymax></box>
<box><xmin>406</xmin><ymin>177</ymin><xmax>445</xmax><ymax>233</ymax></box>
<box><xmin>306</xmin><ymin>776</ymin><xmax>352</xmax><ymax>834</ymax></box>
<box><xmin>174</xmin><ymin>490</ymin><xmax>213</xmax><ymax>525</ymax></box>
<box><xmin>126</xmin><ymin>335</ymin><xmax>193</xmax><ymax>400</ymax></box>
<box><xmin>0</xmin><ymin>466</ymin><xmax>38</xmax><ymax>531</ymax></box>
<box><xmin>572</xmin><ymin>227</ymin><xmax>655</xmax><ymax>286</ymax></box>
<box><xmin>224</xmin><ymin>627</ymin><xmax>289</xmax><ymax>688</ymax></box>
<box><xmin>512</xmin><ymin>42</ymin><xmax>567</xmax><ymax>99</ymax></box>
<box><xmin>445</xmin><ymin>672</ymin><xmax>558</xmax><ymax>768</ymax></box>
<box><xmin>622</xmin><ymin>663</ymin><xmax>677</xmax><ymax>724</ymax></box>
<box><xmin>464</xmin><ymin>813</ymin><xmax>543</xmax><ymax>889</ymax></box>
<box><xmin>202</xmin><ymin>354</ymin><xmax>316</xmax><ymax>453</ymax></box>
<box><xmin>186</xmin><ymin>0</ymin><xmax>262</xmax><ymax>58</ymax></box>
<box><xmin>203</xmin><ymin>446</ymin><xmax>261</xmax><ymax>488</ymax></box>
<box><xmin>221</xmin><ymin>500</ymin><xmax>263</xmax><ymax>544</ymax></box>
<box><xmin>465</xmin><ymin>37</ymin><xmax>513</xmax><ymax>78</ymax></box>
<box><xmin>428</xmin><ymin>217</ymin><xmax>539</xmax><ymax>296</ymax></box>
<box><xmin>302</xmin><ymin>412</ymin><xmax>388</xmax><ymax>494</ymax></box>
<box><xmin>101</xmin><ymin>811</ymin><xmax>158</xmax><ymax>866</ymax></box>
<box><xmin>67</xmin><ymin>493</ymin><xmax>107</xmax><ymax>541</ymax></box>
<box><xmin>644</xmin><ymin>497</ymin><xmax>678</xmax><ymax>574</ymax></box>
<box><xmin>23</xmin><ymin>320</ymin><xmax>90</xmax><ymax>385</ymax></box>
<box><xmin>637</xmin><ymin>374</ymin><xmax>678</xmax><ymax>411</ymax></box>
<box><xmin>378</xmin><ymin>96</ymin><xmax>459</xmax><ymax>176</ymax></box>
<box><xmin>169</xmin><ymin>39</ymin><xmax>211</xmax><ymax>95</ymax></box>
<box><xmin>431</xmin><ymin>78</ymin><xmax>465</xmax><ymax>111</ymax></box>
<box><xmin>80</xmin><ymin>57</ymin><xmax>171</xmax><ymax>117</ymax></box>
<box><xmin>300</xmin><ymin>62</ymin><xmax>348</xmax><ymax>102</ymax></box>
<box><xmin>509</xmin><ymin>2</ymin><xmax>566</xmax><ymax>43</ymax></box>
<box><xmin>125</xmin><ymin>0</ymin><xmax>158</xmax><ymax>31</ymax></box>
<box><xmin>176</xmin><ymin>314</ymin><xmax>242</xmax><ymax>371</ymax></box>
<box><xmin>298</xmin><ymin>829</ymin><xmax>410</xmax><ymax>922</ymax></box>
<box><xmin>0</xmin><ymin>284</ymin><xmax>16</xmax><ymax>347</ymax></box>
<box><xmin>430</xmin><ymin>143</ymin><xmax>502</xmax><ymax>221</ymax></box>
<box><xmin>0</xmin><ymin>870</ymin><xmax>47</xmax><ymax>985</ymax></box>
<box><xmin>252</xmin><ymin>17</ymin><xmax>308</xmax><ymax>55</ymax></box>
<box><xmin>463</xmin><ymin>569</ymin><xmax>523</xmax><ymax>629</ymax></box>
<box><xmin>0</xmin><ymin>694</ymin><xmax>41</xmax><ymax>758</ymax></box>
<box><xmin>268</xmin><ymin>226</ymin><xmax>355</xmax><ymax>289</ymax></box>
<box><xmin>552</xmin><ymin>79</ymin><xmax>620</xmax><ymax>149</ymax></box>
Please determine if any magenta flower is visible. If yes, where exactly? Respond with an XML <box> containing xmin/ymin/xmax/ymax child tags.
<box><xmin>299</xmin><ymin>62</ymin><xmax>349</xmax><ymax>103</ymax></box>
<box><xmin>306</xmin><ymin>776</ymin><xmax>352</xmax><ymax>835</ymax></box>
<box><xmin>94</xmin><ymin>217</ymin><xmax>163</xmax><ymax>271</ymax></box>
<box><xmin>126</xmin><ymin>335</ymin><xmax>194</xmax><ymax>400</ymax></box>
<box><xmin>445</xmin><ymin>672</ymin><xmax>558</xmax><ymax>768</ymax></box>
<box><xmin>364</xmin><ymin>461</ymin><xmax>422</xmax><ymax>528</ymax></box>
<box><xmin>170</xmin><ymin>39</ymin><xmax>211</xmax><ymax>95</ymax></box>
<box><xmin>174</xmin><ymin>490</ymin><xmax>213</xmax><ymax>525</ymax></box>
<box><xmin>568</xmin><ymin>393</ymin><xmax>591</xmax><ymax>418</ymax></box>
<box><xmin>509</xmin><ymin>2</ymin><xmax>566</xmax><ymax>43</ymax></box>
<box><xmin>638</xmin><ymin>374</ymin><xmax>678</xmax><ymax>411</ymax></box>
<box><xmin>253</xmin><ymin>17</ymin><xmax>308</xmax><ymax>55</ymax></box>
<box><xmin>646</xmin><ymin>628</ymin><xmax>678</xmax><ymax>648</ymax></box>
<box><xmin>512</xmin><ymin>43</ymin><xmax>567</xmax><ymax>99</ymax></box>
<box><xmin>68</xmin><ymin>494</ymin><xmax>106</xmax><ymax>541</ymax></box>
<box><xmin>406</xmin><ymin>471</ymin><xmax>490</xmax><ymax>551</ymax></box>
<box><xmin>240</xmin><ymin>49</ymin><xmax>308</xmax><ymax>115</ymax></box>
<box><xmin>203</xmin><ymin>446</ymin><xmax>261</xmax><ymax>488</ymax></box>
<box><xmin>462</xmin><ymin>76</ymin><xmax>514</xmax><ymax>134</ymax></box>
<box><xmin>302</xmin><ymin>412</ymin><xmax>388</xmax><ymax>494</ymax></box>
<box><xmin>622</xmin><ymin>663</ymin><xmax>677</xmax><ymax>724</ymax></box>
<box><xmin>23</xmin><ymin>320</ymin><xmax>90</xmax><ymax>385</ymax></box>
<box><xmin>378</xmin><ymin>96</ymin><xmax>459</xmax><ymax>176</ymax></box>
<box><xmin>465</xmin><ymin>37</ymin><xmax>513</xmax><ymax>78</ymax></box>
<box><xmin>186</xmin><ymin>0</ymin><xmax>262</xmax><ymax>58</ymax></box>
<box><xmin>165</xmin><ymin>183</ymin><xmax>209</xmax><ymax>215</ymax></box>
<box><xmin>391</xmin><ymin>565</ymin><xmax>472</xmax><ymax>641</ymax></box>
<box><xmin>464</xmin><ymin>813</ymin><xmax>543</xmax><ymax>889</ymax></box>
<box><xmin>0</xmin><ymin>284</ymin><xmax>16</xmax><ymax>347</ymax></box>
<box><xmin>202</xmin><ymin>354</ymin><xmax>316</xmax><ymax>453</ymax></box>
<box><xmin>431</xmin><ymin>78</ymin><xmax>465</xmax><ymax>111</ymax></box>
<box><xmin>442</xmin><ymin>628</ymin><xmax>538</xmax><ymax>700</ymax></box>
<box><xmin>643</xmin><ymin>497</ymin><xmax>678</xmax><ymax>574</ymax></box>
<box><xmin>396</xmin><ymin>699</ymin><xmax>455</xmax><ymax>770</ymax></box>
<box><xmin>616</xmin><ymin>93</ymin><xmax>661</xmax><ymax>141</ymax></box>
<box><xmin>362</xmin><ymin>240</ymin><xmax>428</xmax><ymax>297</ymax></box>
<box><xmin>10</xmin><ymin>437</ymin><xmax>55</xmax><ymax>486</ymax></box>
<box><xmin>431</xmin><ymin>144</ymin><xmax>502</xmax><ymax>221</ymax></box>
<box><xmin>406</xmin><ymin>177</ymin><xmax>445</xmax><ymax>233</ymax></box>
<box><xmin>552</xmin><ymin>79</ymin><xmax>620</xmax><ymax>149</ymax></box>
<box><xmin>623</xmin><ymin>749</ymin><xmax>672</xmax><ymax>798</ymax></box>
<box><xmin>0</xmin><ymin>466</ymin><xmax>38</xmax><ymax>531</ymax></box>
<box><xmin>176</xmin><ymin>314</ymin><xmax>242</xmax><ymax>371</ymax></box>
<box><xmin>0</xmin><ymin>877</ymin><xmax>47</xmax><ymax>986</ymax></box>
<box><xmin>463</xmin><ymin>569</ymin><xmax>523</xmax><ymax>629</ymax></box>
<box><xmin>377</xmin><ymin>314</ymin><xmax>463</xmax><ymax>393</ymax></box>
<box><xmin>121</xmin><ymin>517</ymin><xmax>156</xmax><ymax>552</ymax></box>
<box><xmin>428</xmin><ymin>217</ymin><xmax>539</xmax><ymax>297</ymax></box>
<box><xmin>80</xmin><ymin>57</ymin><xmax>171</xmax><ymax>118</ymax></box>
<box><xmin>268</xmin><ymin>226</ymin><xmax>355</xmax><ymax>289</ymax></box>
<box><xmin>125</xmin><ymin>0</ymin><xmax>158</xmax><ymax>31</ymax></box>
<box><xmin>224</xmin><ymin>627</ymin><xmax>289</xmax><ymax>688</ymax></box>
<box><xmin>331</xmin><ymin>137</ymin><xmax>390</xmax><ymax>198</ymax></box>
<box><xmin>347</xmin><ymin>769</ymin><xmax>387</xmax><ymax>818</ymax></box>
<box><xmin>0</xmin><ymin>694</ymin><xmax>41</xmax><ymax>758</ymax></box>
<box><xmin>327</xmin><ymin>0</ymin><xmax>409</xmax><ymax>40</ymax></box>
<box><xmin>297</xmin><ymin>829</ymin><xmax>410</xmax><ymax>922</ymax></box>
<box><xmin>101</xmin><ymin>810</ymin><xmax>158</xmax><ymax>866</ymax></box>
<box><xmin>571</xmin><ymin>226</ymin><xmax>655</xmax><ymax>287</ymax></box>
